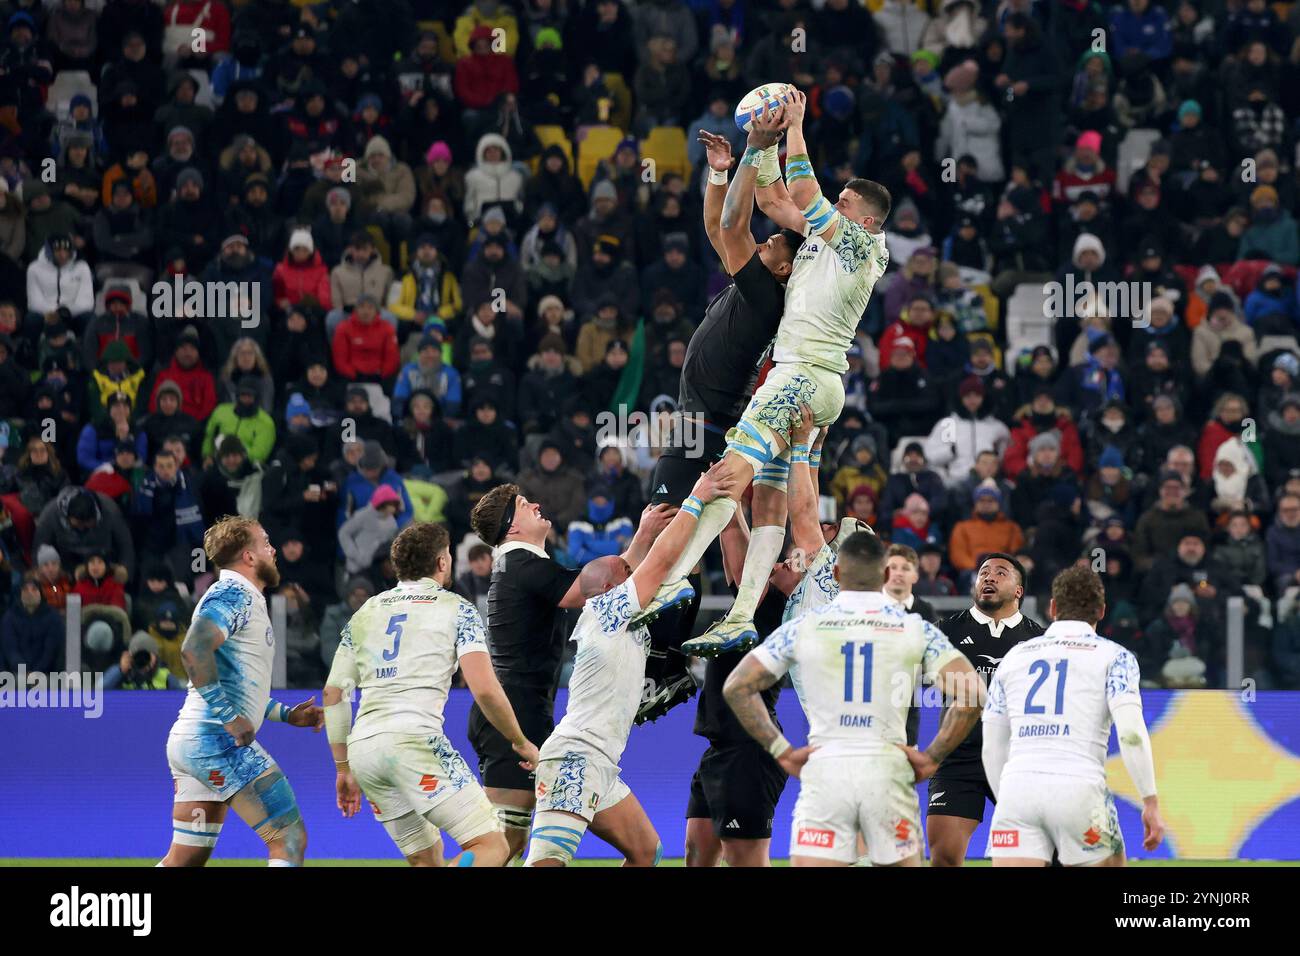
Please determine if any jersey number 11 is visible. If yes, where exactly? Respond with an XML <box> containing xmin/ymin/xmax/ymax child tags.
<box><xmin>840</xmin><ymin>641</ymin><xmax>874</xmax><ymax>703</ymax></box>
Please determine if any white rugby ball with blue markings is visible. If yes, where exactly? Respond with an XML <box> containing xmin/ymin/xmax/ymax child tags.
<box><xmin>735</xmin><ymin>83</ymin><xmax>792</xmax><ymax>133</ymax></box>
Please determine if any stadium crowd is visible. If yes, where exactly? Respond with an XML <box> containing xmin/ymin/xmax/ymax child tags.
<box><xmin>0</xmin><ymin>0</ymin><xmax>1297</xmax><ymax>693</ymax></box>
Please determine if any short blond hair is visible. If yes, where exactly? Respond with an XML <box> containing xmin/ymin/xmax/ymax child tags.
<box><xmin>886</xmin><ymin>543</ymin><xmax>919</xmax><ymax>569</ymax></box>
<box><xmin>1051</xmin><ymin>566</ymin><xmax>1105</xmax><ymax>625</ymax></box>
<box><xmin>204</xmin><ymin>516</ymin><xmax>261</xmax><ymax>570</ymax></box>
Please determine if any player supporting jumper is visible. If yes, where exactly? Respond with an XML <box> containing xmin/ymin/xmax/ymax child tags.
<box><xmin>927</xmin><ymin>554</ymin><xmax>1045</xmax><ymax>866</ymax></box>
<box><xmin>636</xmin><ymin>116</ymin><xmax>804</xmax><ymax>724</ymax></box>
<box><xmin>724</xmin><ymin>531</ymin><xmax>984</xmax><ymax>866</ymax></box>
<box><xmin>982</xmin><ymin>567</ymin><xmax>1165</xmax><ymax>866</ymax></box>
<box><xmin>525</xmin><ymin>469</ymin><xmax>727</xmax><ymax>866</ymax></box>
<box><xmin>468</xmin><ymin>486</ymin><xmax>673</xmax><ymax>861</ymax></box>
<box><xmin>323</xmin><ymin>523</ymin><xmax>541</xmax><ymax>867</ymax></box>
<box><xmin>633</xmin><ymin>89</ymin><xmax>892</xmax><ymax>656</ymax></box>
<box><xmin>160</xmin><ymin>517</ymin><xmax>324</xmax><ymax>867</ymax></box>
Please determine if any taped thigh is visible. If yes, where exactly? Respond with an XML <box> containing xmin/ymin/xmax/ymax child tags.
<box><xmin>230</xmin><ymin>770</ymin><xmax>304</xmax><ymax>846</ymax></box>
<box><xmin>383</xmin><ymin>810</ymin><xmax>442</xmax><ymax>857</ymax></box>
<box><xmin>524</xmin><ymin>811</ymin><xmax>589</xmax><ymax>866</ymax></box>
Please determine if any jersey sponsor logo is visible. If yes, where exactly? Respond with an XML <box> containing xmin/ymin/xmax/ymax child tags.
<box><xmin>894</xmin><ymin>818</ymin><xmax>912</xmax><ymax>844</ymax></box>
<box><xmin>536</xmin><ymin>781</ymin><xmax>548</xmax><ymax>798</ymax></box>
<box><xmin>797</xmin><ymin>827</ymin><xmax>835</xmax><ymax>848</ymax></box>
<box><xmin>207</xmin><ymin>770</ymin><xmax>225</xmax><ymax>788</ymax></box>
<box><xmin>265</xmin><ymin>625</ymin><xmax>274</xmax><ymax>646</ymax></box>
<box><xmin>977</xmin><ymin>655</ymin><xmax>1003</xmax><ymax>665</ymax></box>
<box><xmin>419</xmin><ymin>773</ymin><xmax>440</xmax><ymax>793</ymax></box>
<box><xmin>1083</xmin><ymin>827</ymin><xmax>1102</xmax><ymax>847</ymax></box>
<box><xmin>726</xmin><ymin>819</ymin><xmax>740</xmax><ymax>830</ymax></box>
<box><xmin>588</xmin><ymin>792</ymin><xmax>600</xmax><ymax>811</ymax></box>
<box><xmin>991</xmin><ymin>829</ymin><xmax>1020</xmax><ymax>848</ymax></box>
<box><xmin>929</xmin><ymin>791</ymin><xmax>945</xmax><ymax>804</ymax></box>
<box><xmin>655</xmin><ymin>484</ymin><xmax>668</xmax><ymax>495</ymax></box>
<box><xmin>960</xmin><ymin>637</ymin><xmax>975</xmax><ymax>645</ymax></box>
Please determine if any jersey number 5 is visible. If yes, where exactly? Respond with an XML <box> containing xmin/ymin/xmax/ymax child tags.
<box><xmin>1025</xmin><ymin>659</ymin><xmax>1068</xmax><ymax>715</ymax></box>
<box><xmin>840</xmin><ymin>641</ymin><xmax>874</xmax><ymax>703</ymax></box>
<box><xmin>383</xmin><ymin>614</ymin><xmax>407</xmax><ymax>661</ymax></box>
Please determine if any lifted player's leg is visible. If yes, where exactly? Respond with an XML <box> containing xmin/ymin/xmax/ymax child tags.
<box><xmin>159</xmin><ymin>800</ymin><xmax>227</xmax><ymax>867</ymax></box>
<box><xmin>228</xmin><ymin>767</ymin><xmax>308</xmax><ymax>866</ymax></box>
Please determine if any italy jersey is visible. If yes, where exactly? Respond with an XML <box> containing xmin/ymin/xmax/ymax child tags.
<box><xmin>754</xmin><ymin>589</ymin><xmax>962</xmax><ymax>760</ymax></box>
<box><xmin>782</xmin><ymin>542</ymin><xmax>838</xmax><ymax>625</ymax></box>
<box><xmin>983</xmin><ymin>620</ymin><xmax>1143</xmax><ymax>786</ymax></box>
<box><xmin>772</xmin><ymin>215</ymin><xmax>889</xmax><ymax>374</ymax></box>
<box><xmin>174</xmin><ymin>569</ymin><xmax>275</xmax><ymax>734</ymax></box>
<box><xmin>326</xmin><ymin>577</ymin><xmax>488</xmax><ymax>744</ymax></box>
<box><xmin>546</xmin><ymin>580</ymin><xmax>649</xmax><ymax>767</ymax></box>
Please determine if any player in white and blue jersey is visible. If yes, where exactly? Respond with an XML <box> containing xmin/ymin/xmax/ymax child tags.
<box><xmin>159</xmin><ymin>517</ymin><xmax>323</xmax><ymax>867</ymax></box>
<box><xmin>524</xmin><ymin>469</ymin><xmax>725</xmax><ymax>867</ymax></box>
<box><xmin>724</xmin><ymin>530</ymin><xmax>983</xmax><ymax>866</ymax></box>
<box><xmin>982</xmin><ymin>567</ymin><xmax>1165</xmax><ymax>866</ymax></box>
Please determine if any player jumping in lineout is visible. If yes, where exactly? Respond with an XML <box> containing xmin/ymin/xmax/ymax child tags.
<box><xmin>630</xmin><ymin>89</ymin><xmax>892</xmax><ymax>657</ymax></box>
<box><xmin>982</xmin><ymin>567</ymin><xmax>1165</xmax><ymax>866</ymax></box>
<box><xmin>724</xmin><ymin>530</ymin><xmax>984</xmax><ymax>866</ymax></box>
<box><xmin>160</xmin><ymin>516</ymin><xmax>324</xmax><ymax>866</ymax></box>
<box><xmin>323</xmin><ymin>522</ymin><xmax>541</xmax><ymax>867</ymax></box>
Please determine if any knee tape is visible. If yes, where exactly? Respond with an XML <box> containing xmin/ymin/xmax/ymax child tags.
<box><xmin>726</xmin><ymin>420</ymin><xmax>778</xmax><ymax>469</ymax></box>
<box><xmin>654</xmin><ymin>841</ymin><xmax>663</xmax><ymax>867</ymax></box>
<box><xmin>524</xmin><ymin>811</ymin><xmax>587</xmax><ymax>867</ymax></box>
<box><xmin>172</xmin><ymin>818</ymin><xmax>223</xmax><ymax>848</ymax></box>
<box><xmin>494</xmin><ymin>803</ymin><xmax>533</xmax><ymax>834</ymax></box>
<box><xmin>754</xmin><ymin>456</ymin><xmax>790</xmax><ymax>492</ymax></box>
<box><xmin>383</xmin><ymin>811</ymin><xmax>442</xmax><ymax>857</ymax></box>
<box><xmin>247</xmin><ymin>773</ymin><xmax>303</xmax><ymax>844</ymax></box>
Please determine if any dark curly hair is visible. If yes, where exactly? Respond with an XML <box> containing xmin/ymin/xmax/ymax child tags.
<box><xmin>391</xmin><ymin>522</ymin><xmax>450</xmax><ymax>581</ymax></box>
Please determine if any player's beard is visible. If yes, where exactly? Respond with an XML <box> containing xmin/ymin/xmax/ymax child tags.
<box><xmin>975</xmin><ymin>591</ymin><xmax>1012</xmax><ymax>614</ymax></box>
<box><xmin>256</xmin><ymin>557</ymin><xmax>281</xmax><ymax>590</ymax></box>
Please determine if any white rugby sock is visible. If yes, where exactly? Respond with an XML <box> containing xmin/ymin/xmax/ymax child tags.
<box><xmin>729</xmin><ymin>525</ymin><xmax>785</xmax><ymax>622</ymax></box>
<box><xmin>664</xmin><ymin>497</ymin><xmax>738</xmax><ymax>585</ymax></box>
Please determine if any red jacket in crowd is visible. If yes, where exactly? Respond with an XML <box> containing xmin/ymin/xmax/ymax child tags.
<box><xmin>1002</xmin><ymin>413</ymin><xmax>1085</xmax><ymax>480</ymax></box>
<box><xmin>74</xmin><ymin>573</ymin><xmax>127</xmax><ymax>610</ymax></box>
<box><xmin>454</xmin><ymin>27</ymin><xmax>519</xmax><ymax>109</ymax></box>
<box><xmin>273</xmin><ymin>250</ymin><xmax>333</xmax><ymax>310</ymax></box>
<box><xmin>150</xmin><ymin>358</ymin><xmax>218</xmax><ymax>420</ymax></box>
<box><xmin>332</xmin><ymin>311</ymin><xmax>400</xmax><ymax>381</ymax></box>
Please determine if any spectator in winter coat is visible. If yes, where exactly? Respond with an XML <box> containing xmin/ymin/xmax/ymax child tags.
<box><xmin>924</xmin><ymin>377</ymin><xmax>1010</xmax><ymax>487</ymax></box>
<box><xmin>331</xmin><ymin>297</ymin><xmax>401</xmax><ymax>384</ymax></box>
<box><xmin>455</xmin><ymin>25</ymin><xmax>520</xmax><ymax>112</ymax></box>
<box><xmin>327</xmin><ymin>233</ymin><xmax>396</xmax><ymax>337</ymax></box>
<box><xmin>889</xmin><ymin>492</ymin><xmax>943</xmax><ymax>551</ymax></box>
<box><xmin>77</xmin><ymin>391</ymin><xmax>148</xmax><ymax>475</ymax></box>
<box><xmin>879</xmin><ymin>442</ymin><xmax>948</xmax><ymax>525</ymax></box>
<box><xmin>1197</xmin><ymin>392</ymin><xmax>1254</xmax><ymax>481</ymax></box>
<box><xmin>201</xmin><ymin>378</ymin><xmax>277</xmax><ymax>465</ymax></box>
<box><xmin>948</xmin><ymin>485</ymin><xmax>1026</xmax><ymax>587</ymax></box>
<box><xmin>1132</xmin><ymin>470</ymin><xmax>1214</xmax><ymax>571</ymax></box>
<box><xmin>357</xmin><ymin>135</ymin><xmax>417</xmax><ymax>240</ymax></box>
<box><xmin>1239</xmin><ymin>184</ymin><xmax>1298</xmax><ymax>266</ymax></box>
<box><xmin>935</xmin><ymin>59</ymin><xmax>1003</xmax><ymax>183</ymax></box>
<box><xmin>1266</xmin><ymin>494</ymin><xmax>1300</xmax><ymax>592</ymax></box>
<box><xmin>518</xmin><ymin>335</ymin><xmax>581</xmax><ymax>436</ymax></box>
<box><xmin>25</xmin><ymin>234</ymin><xmax>94</xmax><ymax>327</ymax></box>
<box><xmin>452</xmin><ymin>395</ymin><xmax>518</xmax><ymax>471</ymax></box>
<box><xmin>1264</xmin><ymin>393</ymin><xmax>1300</xmax><ymax>491</ymax></box>
<box><xmin>148</xmin><ymin>325</ymin><xmax>216</xmax><ymax>421</ymax></box>
<box><xmin>272</xmin><ymin>229</ymin><xmax>332</xmax><ymax>313</ymax></box>
<box><xmin>388</xmin><ymin>235</ymin><xmax>462</xmax><ymax>330</ymax></box>
<box><xmin>338</xmin><ymin>440</ymin><xmax>414</xmax><ymax>532</ymax></box>
<box><xmin>82</xmin><ymin>287</ymin><xmax>152</xmax><ymax>371</ymax></box>
<box><xmin>131</xmin><ymin>447</ymin><xmax>204</xmax><ymax>582</ymax></box>
<box><xmin>338</xmin><ymin>483</ymin><xmax>402</xmax><ymax>575</ymax></box>
<box><xmin>393</xmin><ymin>333</ymin><xmax>462</xmax><ymax>421</ymax></box>
<box><xmin>34</xmin><ymin>487</ymin><xmax>136</xmax><ymax>583</ymax></box>
<box><xmin>460</xmin><ymin>235</ymin><xmax>528</xmax><ymax>320</ymax></box>
<box><xmin>517</xmin><ymin>439</ymin><xmax>586</xmax><ymax>533</ymax></box>
<box><xmin>0</xmin><ymin>576</ymin><xmax>62</xmax><ymax>676</ymax></box>
<box><xmin>868</xmin><ymin>338</ymin><xmax>944</xmax><ymax>447</ymax></box>
<box><xmin>566</xmin><ymin>483</ymin><xmax>635</xmax><ymax>564</ymax></box>
<box><xmin>463</xmin><ymin>132</ymin><xmax>524</xmax><ymax>224</ymax></box>
<box><xmin>73</xmin><ymin>551</ymin><xmax>127</xmax><ymax>610</ymax></box>
<box><xmin>1214</xmin><ymin>510</ymin><xmax>1268</xmax><ymax>588</ymax></box>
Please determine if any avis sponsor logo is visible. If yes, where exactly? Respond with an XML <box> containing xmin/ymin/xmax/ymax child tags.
<box><xmin>991</xmin><ymin>829</ymin><xmax>1020</xmax><ymax>848</ymax></box>
<box><xmin>50</xmin><ymin>886</ymin><xmax>152</xmax><ymax>936</ymax></box>
<box><xmin>797</xmin><ymin>827</ymin><xmax>835</xmax><ymax>848</ymax></box>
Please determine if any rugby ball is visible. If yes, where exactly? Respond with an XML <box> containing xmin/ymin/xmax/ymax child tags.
<box><xmin>735</xmin><ymin>83</ymin><xmax>792</xmax><ymax>133</ymax></box>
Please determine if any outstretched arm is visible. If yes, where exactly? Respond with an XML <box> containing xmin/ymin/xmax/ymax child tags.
<box><xmin>718</xmin><ymin>107</ymin><xmax>787</xmax><ymax>274</ymax></box>
<box><xmin>631</xmin><ymin>469</ymin><xmax>726</xmax><ymax>605</ymax></box>
<box><xmin>699</xmin><ymin>130</ymin><xmax>734</xmax><ymax>263</ymax></box>
<box><xmin>787</xmin><ymin>404</ymin><xmax>824</xmax><ymax>561</ymax></box>
<box><xmin>782</xmin><ymin>90</ymin><xmax>839</xmax><ymax>243</ymax></box>
<box><xmin>622</xmin><ymin>503</ymin><xmax>676</xmax><ymax>570</ymax></box>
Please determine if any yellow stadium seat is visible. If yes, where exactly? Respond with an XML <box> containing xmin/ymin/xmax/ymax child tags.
<box><xmin>602</xmin><ymin>72</ymin><xmax>634</xmax><ymax>132</ymax></box>
<box><xmin>576</xmin><ymin>125</ymin><xmax>625</xmax><ymax>190</ymax></box>
<box><xmin>532</xmin><ymin>125</ymin><xmax>574</xmax><ymax>175</ymax></box>
<box><xmin>642</xmin><ymin>126</ymin><xmax>690</xmax><ymax>182</ymax></box>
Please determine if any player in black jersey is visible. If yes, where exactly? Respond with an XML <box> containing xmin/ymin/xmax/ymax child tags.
<box><xmin>927</xmin><ymin>552</ymin><xmax>1045</xmax><ymax>866</ymax></box>
<box><xmin>684</xmin><ymin>509</ymin><xmax>789</xmax><ymax>866</ymax></box>
<box><xmin>468</xmin><ymin>483</ymin><xmax>673</xmax><ymax>861</ymax></box>
<box><xmin>637</xmin><ymin>126</ymin><xmax>804</xmax><ymax>724</ymax></box>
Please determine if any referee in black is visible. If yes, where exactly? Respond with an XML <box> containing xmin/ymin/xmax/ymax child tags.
<box><xmin>926</xmin><ymin>552</ymin><xmax>1045</xmax><ymax>866</ymax></box>
<box><xmin>637</xmin><ymin>122</ymin><xmax>804</xmax><ymax>723</ymax></box>
<box><xmin>467</xmin><ymin>484</ymin><xmax>583</xmax><ymax>862</ymax></box>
